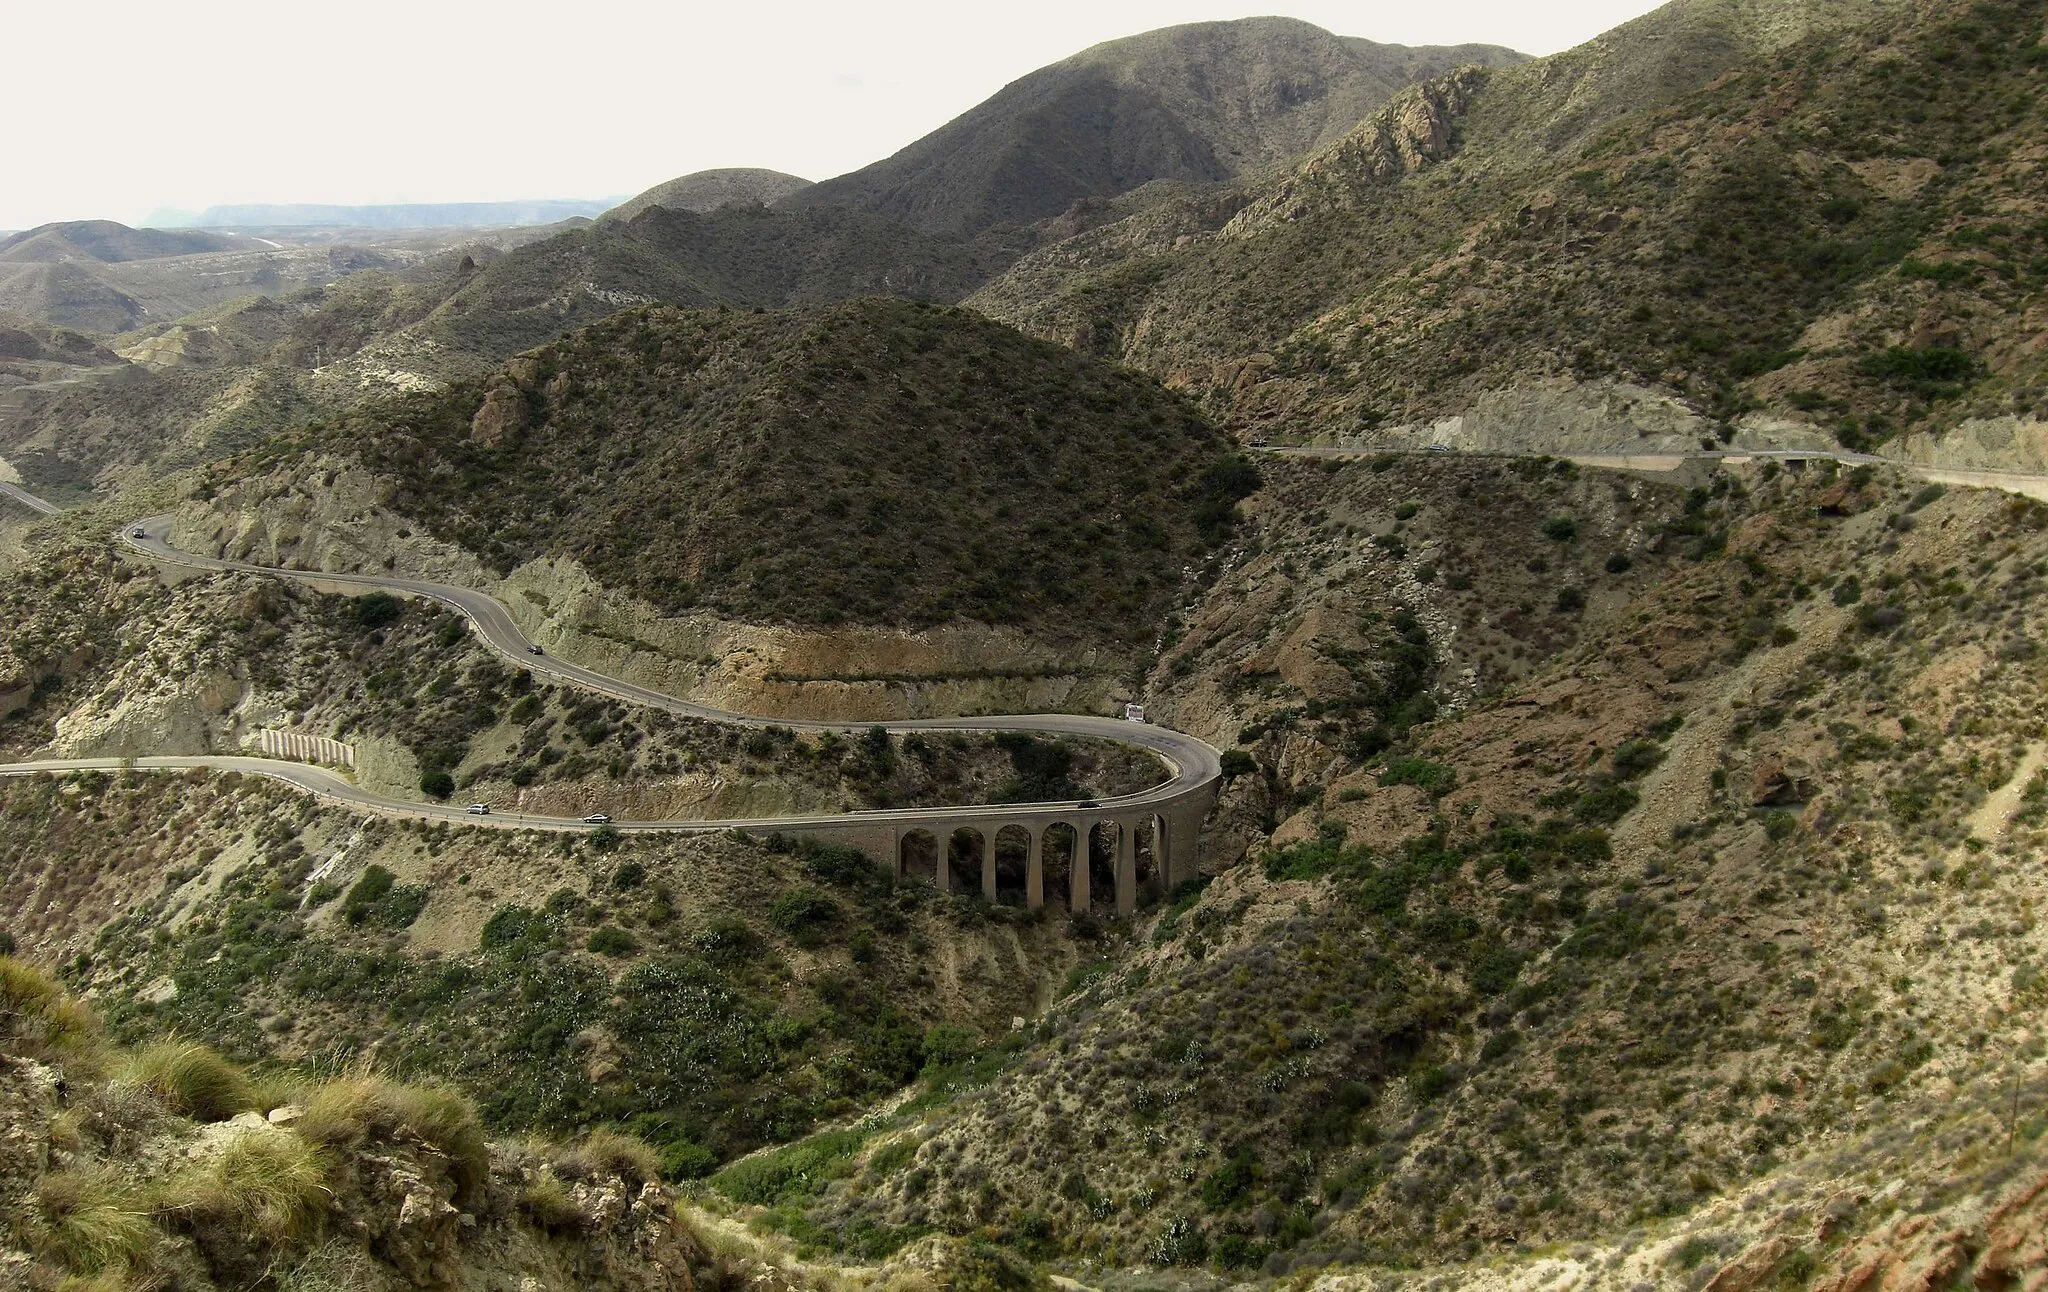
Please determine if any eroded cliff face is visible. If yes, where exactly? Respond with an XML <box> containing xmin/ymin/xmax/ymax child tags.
<box><xmin>1886</xmin><ymin>414</ymin><xmax>2048</xmax><ymax>473</ymax></box>
<box><xmin>170</xmin><ymin>458</ymin><xmax>489</xmax><ymax>588</ymax></box>
<box><xmin>498</xmin><ymin>555</ymin><xmax>1132</xmax><ymax>723</ymax></box>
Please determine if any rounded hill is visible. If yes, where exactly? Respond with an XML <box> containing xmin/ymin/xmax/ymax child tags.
<box><xmin>309</xmin><ymin>299</ymin><xmax>1253</xmax><ymax>648</ymax></box>
<box><xmin>605</xmin><ymin>168</ymin><xmax>814</xmax><ymax>222</ymax></box>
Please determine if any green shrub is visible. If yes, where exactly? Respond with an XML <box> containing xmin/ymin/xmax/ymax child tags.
<box><xmin>1199</xmin><ymin>1147</ymin><xmax>1260</xmax><ymax>1211</ymax></box>
<box><xmin>768</xmin><ymin>889</ymin><xmax>838</xmax><ymax>938</ymax></box>
<box><xmin>921</xmin><ymin>1023</ymin><xmax>980</xmax><ymax>1071</ymax></box>
<box><xmin>711</xmin><ymin>1129</ymin><xmax>868</xmax><ymax>1205</ymax></box>
<box><xmin>661</xmin><ymin>1140</ymin><xmax>718</xmax><ymax>1180</ymax></box>
<box><xmin>1763</xmin><ymin>810</ymin><xmax>1797</xmax><ymax>841</ymax></box>
<box><xmin>1542</xmin><ymin>515</ymin><xmax>1578</xmax><ymax>542</ymax></box>
<box><xmin>419</xmin><ymin>770</ymin><xmax>454</xmax><ymax>799</ymax></box>
<box><xmin>1611</xmin><ymin>740</ymin><xmax>1667</xmax><ymax>781</ymax></box>
<box><xmin>1574</xmin><ymin>782</ymin><xmax>1640</xmax><ymax>824</ymax></box>
<box><xmin>867</xmin><ymin>1136</ymin><xmax>919</xmax><ymax>1178</ymax></box>
<box><xmin>1218</xmin><ymin>750</ymin><xmax>1258</xmax><ymax>779</ymax></box>
<box><xmin>1605</xmin><ymin>552</ymin><xmax>1634</xmax><ymax>573</ymax></box>
<box><xmin>341</xmin><ymin>865</ymin><xmax>430</xmax><ymax>929</ymax></box>
<box><xmin>480</xmin><ymin>905</ymin><xmax>557</xmax><ymax>954</ymax></box>
<box><xmin>351</xmin><ymin>592</ymin><xmax>403</xmax><ymax>629</ymax></box>
<box><xmin>1379</xmin><ymin>757</ymin><xmax>1456</xmax><ymax>796</ymax></box>
<box><xmin>1860</xmin><ymin>345</ymin><xmax>1976</xmax><ymax>390</ymax></box>
<box><xmin>587</xmin><ymin>926</ymin><xmax>638</xmax><ymax>957</ymax></box>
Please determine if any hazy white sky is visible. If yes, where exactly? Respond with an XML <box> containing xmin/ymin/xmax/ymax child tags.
<box><xmin>1</xmin><ymin>0</ymin><xmax>1665</xmax><ymax>231</ymax></box>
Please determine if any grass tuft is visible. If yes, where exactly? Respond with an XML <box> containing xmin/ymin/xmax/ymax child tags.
<box><xmin>32</xmin><ymin>1164</ymin><xmax>156</xmax><ymax>1275</ymax></box>
<box><xmin>518</xmin><ymin>1172</ymin><xmax>586</xmax><ymax>1233</ymax></box>
<box><xmin>120</xmin><ymin>1040</ymin><xmax>256</xmax><ymax>1122</ymax></box>
<box><xmin>0</xmin><ymin>955</ymin><xmax>104</xmax><ymax>1064</ymax></box>
<box><xmin>295</xmin><ymin>1072</ymin><xmax>490</xmax><ymax>1205</ymax></box>
<box><xmin>552</xmin><ymin>1127</ymin><xmax>665</xmax><ymax>1187</ymax></box>
<box><xmin>163</xmin><ymin>1129</ymin><xmax>330</xmax><ymax>1245</ymax></box>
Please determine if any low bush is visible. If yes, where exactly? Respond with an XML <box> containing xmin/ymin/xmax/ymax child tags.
<box><xmin>1610</xmin><ymin>740</ymin><xmax>1667</xmax><ymax>781</ymax></box>
<box><xmin>350</xmin><ymin>592</ymin><xmax>403</xmax><ymax>629</ymax></box>
<box><xmin>769</xmin><ymin>889</ymin><xmax>839</xmax><ymax>939</ymax></box>
<box><xmin>922</xmin><ymin>1022</ymin><xmax>980</xmax><ymax>1071</ymax></box>
<box><xmin>711</xmin><ymin>1129</ymin><xmax>868</xmax><ymax>1205</ymax></box>
<box><xmin>1379</xmin><ymin>757</ymin><xmax>1456</xmax><ymax>796</ymax></box>
<box><xmin>587</xmin><ymin>926</ymin><xmax>638</xmax><ymax>957</ymax></box>
<box><xmin>1574</xmin><ymin>782</ymin><xmax>1641</xmax><ymax>824</ymax></box>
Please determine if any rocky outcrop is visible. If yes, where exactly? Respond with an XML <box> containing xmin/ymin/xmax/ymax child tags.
<box><xmin>1222</xmin><ymin>66</ymin><xmax>1491</xmax><ymax>236</ymax></box>
<box><xmin>172</xmin><ymin>458</ymin><xmax>489</xmax><ymax>588</ymax></box>
<box><xmin>1885</xmin><ymin>415</ymin><xmax>2048</xmax><ymax>474</ymax></box>
<box><xmin>499</xmin><ymin>555</ymin><xmax>1128</xmax><ymax>723</ymax></box>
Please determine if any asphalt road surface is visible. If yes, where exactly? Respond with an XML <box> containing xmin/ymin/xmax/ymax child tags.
<box><xmin>0</xmin><ymin>482</ymin><xmax>60</xmax><ymax>515</ymax></box>
<box><xmin>1260</xmin><ymin>445</ymin><xmax>2048</xmax><ymax>500</ymax></box>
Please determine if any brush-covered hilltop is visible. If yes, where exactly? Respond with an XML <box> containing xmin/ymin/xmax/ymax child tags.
<box><xmin>975</xmin><ymin>0</ymin><xmax>2048</xmax><ymax>463</ymax></box>
<box><xmin>166</xmin><ymin>298</ymin><xmax>1255</xmax><ymax>717</ymax></box>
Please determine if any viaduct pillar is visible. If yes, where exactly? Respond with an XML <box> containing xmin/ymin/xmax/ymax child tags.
<box><xmin>1070</xmin><ymin>823</ymin><xmax>1091</xmax><ymax>914</ymax></box>
<box><xmin>1115</xmin><ymin>820</ymin><xmax>1137</xmax><ymax>916</ymax></box>
<box><xmin>1026</xmin><ymin>829</ymin><xmax>1044</xmax><ymax>910</ymax></box>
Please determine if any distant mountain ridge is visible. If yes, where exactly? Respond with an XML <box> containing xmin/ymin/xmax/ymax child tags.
<box><xmin>782</xmin><ymin>17</ymin><xmax>1527</xmax><ymax>236</ymax></box>
<box><xmin>146</xmin><ymin>199</ymin><xmax>623</xmax><ymax>230</ymax></box>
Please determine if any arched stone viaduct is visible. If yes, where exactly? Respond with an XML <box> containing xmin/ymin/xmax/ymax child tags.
<box><xmin>782</xmin><ymin>785</ymin><xmax>1217</xmax><ymax>916</ymax></box>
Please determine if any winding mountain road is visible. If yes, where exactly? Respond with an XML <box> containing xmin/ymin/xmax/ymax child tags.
<box><xmin>0</xmin><ymin>481</ymin><xmax>61</xmax><ymax>515</ymax></box>
<box><xmin>17</xmin><ymin>442</ymin><xmax>2029</xmax><ymax>838</ymax></box>
<box><xmin>1262</xmin><ymin>445</ymin><xmax>2048</xmax><ymax>502</ymax></box>
<box><xmin>0</xmin><ymin>507</ymin><xmax>1222</xmax><ymax>839</ymax></box>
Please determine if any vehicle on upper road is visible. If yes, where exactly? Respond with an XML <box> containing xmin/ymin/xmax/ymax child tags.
<box><xmin>583</xmin><ymin>812</ymin><xmax>612</xmax><ymax>825</ymax></box>
<box><xmin>1427</xmin><ymin>444</ymin><xmax>1453</xmax><ymax>452</ymax></box>
<box><xmin>1124</xmin><ymin>703</ymin><xmax>1147</xmax><ymax>723</ymax></box>
<box><xmin>1077</xmin><ymin>800</ymin><xmax>1100</xmax><ymax>809</ymax></box>
<box><xmin>528</xmin><ymin>644</ymin><xmax>544</xmax><ymax>655</ymax></box>
<box><xmin>131</xmin><ymin>527</ymin><xmax>147</xmax><ymax>539</ymax></box>
<box><xmin>466</xmin><ymin>803</ymin><xmax>491</xmax><ymax>815</ymax></box>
